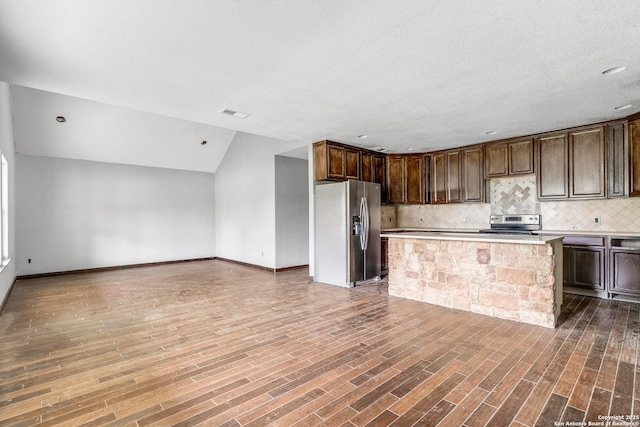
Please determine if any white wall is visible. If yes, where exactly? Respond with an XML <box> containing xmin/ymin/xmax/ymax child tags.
<box><xmin>16</xmin><ymin>155</ymin><xmax>216</xmax><ymax>275</ymax></box>
<box><xmin>215</xmin><ymin>132</ymin><xmax>301</xmax><ymax>269</ymax></box>
<box><xmin>275</xmin><ymin>155</ymin><xmax>309</xmax><ymax>269</ymax></box>
<box><xmin>0</xmin><ymin>82</ymin><xmax>16</xmax><ymax>308</ymax></box>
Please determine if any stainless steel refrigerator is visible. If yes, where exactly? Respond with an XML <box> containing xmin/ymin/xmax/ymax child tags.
<box><xmin>314</xmin><ymin>180</ymin><xmax>381</xmax><ymax>288</ymax></box>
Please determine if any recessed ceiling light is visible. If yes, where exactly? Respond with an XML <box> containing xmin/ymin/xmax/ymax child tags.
<box><xmin>220</xmin><ymin>109</ymin><xmax>249</xmax><ymax>119</ymax></box>
<box><xmin>201</xmin><ymin>140</ymin><xmax>208</xmax><ymax>145</ymax></box>
<box><xmin>485</xmin><ymin>130</ymin><xmax>497</xmax><ymax>135</ymax></box>
<box><xmin>56</xmin><ymin>116</ymin><xmax>66</xmax><ymax>123</ymax></box>
<box><xmin>377</xmin><ymin>148</ymin><xmax>389</xmax><ymax>153</ymax></box>
<box><xmin>405</xmin><ymin>148</ymin><xmax>414</xmax><ymax>151</ymax></box>
<box><xmin>614</xmin><ymin>104</ymin><xmax>633</xmax><ymax>110</ymax></box>
<box><xmin>357</xmin><ymin>134</ymin><xmax>368</xmax><ymax>139</ymax></box>
<box><xmin>602</xmin><ymin>66</ymin><xmax>626</xmax><ymax>75</ymax></box>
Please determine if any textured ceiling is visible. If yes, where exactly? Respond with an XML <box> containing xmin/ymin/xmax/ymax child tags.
<box><xmin>1</xmin><ymin>0</ymin><xmax>639</xmax><ymax>170</ymax></box>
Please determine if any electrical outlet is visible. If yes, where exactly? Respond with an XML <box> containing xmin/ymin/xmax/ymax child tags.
<box><xmin>594</xmin><ymin>216</ymin><xmax>601</xmax><ymax>225</ymax></box>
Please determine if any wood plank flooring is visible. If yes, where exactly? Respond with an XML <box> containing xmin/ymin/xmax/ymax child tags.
<box><xmin>0</xmin><ymin>259</ymin><xmax>638</xmax><ymax>426</ymax></box>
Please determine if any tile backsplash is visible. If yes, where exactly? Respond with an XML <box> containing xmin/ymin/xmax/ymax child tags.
<box><xmin>392</xmin><ymin>174</ymin><xmax>640</xmax><ymax>233</ymax></box>
<box><xmin>396</xmin><ymin>203</ymin><xmax>491</xmax><ymax>229</ymax></box>
<box><xmin>490</xmin><ymin>175</ymin><xmax>539</xmax><ymax>215</ymax></box>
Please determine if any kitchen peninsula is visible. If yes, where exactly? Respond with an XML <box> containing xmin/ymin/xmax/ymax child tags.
<box><xmin>383</xmin><ymin>231</ymin><xmax>563</xmax><ymax>328</ymax></box>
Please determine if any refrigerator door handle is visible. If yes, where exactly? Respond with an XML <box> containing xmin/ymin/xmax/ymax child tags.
<box><xmin>361</xmin><ymin>196</ymin><xmax>369</xmax><ymax>251</ymax></box>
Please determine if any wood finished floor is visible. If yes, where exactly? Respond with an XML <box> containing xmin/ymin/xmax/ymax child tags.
<box><xmin>0</xmin><ymin>260</ymin><xmax>638</xmax><ymax>427</ymax></box>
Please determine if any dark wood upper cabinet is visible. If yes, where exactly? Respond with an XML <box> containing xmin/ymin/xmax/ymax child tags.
<box><xmin>386</xmin><ymin>154</ymin><xmax>424</xmax><ymax>205</ymax></box>
<box><xmin>629</xmin><ymin>117</ymin><xmax>640</xmax><ymax>197</ymax></box>
<box><xmin>446</xmin><ymin>150</ymin><xmax>462</xmax><ymax>203</ymax></box>
<box><xmin>406</xmin><ymin>155</ymin><xmax>425</xmax><ymax>204</ymax></box>
<box><xmin>314</xmin><ymin>141</ymin><xmax>345</xmax><ymax>181</ymax></box>
<box><xmin>430</xmin><ymin>152</ymin><xmax>448</xmax><ymax>204</ymax></box>
<box><xmin>344</xmin><ymin>147</ymin><xmax>361</xmax><ymax>180</ymax></box>
<box><xmin>509</xmin><ymin>139</ymin><xmax>535</xmax><ymax>175</ymax></box>
<box><xmin>537</xmin><ymin>125</ymin><xmax>607</xmax><ymax>200</ymax></box>
<box><xmin>361</xmin><ymin>152</ymin><xmax>374</xmax><ymax>182</ymax></box>
<box><xmin>536</xmin><ymin>133</ymin><xmax>569</xmax><ymax>199</ymax></box>
<box><xmin>607</xmin><ymin>121</ymin><xmax>628</xmax><ymax>198</ymax></box>
<box><xmin>485</xmin><ymin>138</ymin><xmax>534</xmax><ymax>178</ymax></box>
<box><xmin>568</xmin><ymin>126</ymin><xmax>606</xmax><ymax>199</ymax></box>
<box><xmin>429</xmin><ymin>149</ymin><xmax>465</xmax><ymax>204</ymax></box>
<box><xmin>386</xmin><ymin>155</ymin><xmax>406</xmax><ymax>204</ymax></box>
<box><xmin>313</xmin><ymin>140</ymin><xmax>361</xmax><ymax>181</ymax></box>
<box><xmin>485</xmin><ymin>142</ymin><xmax>508</xmax><ymax>177</ymax></box>
<box><xmin>362</xmin><ymin>152</ymin><xmax>387</xmax><ymax>203</ymax></box>
<box><xmin>463</xmin><ymin>146</ymin><xmax>485</xmax><ymax>203</ymax></box>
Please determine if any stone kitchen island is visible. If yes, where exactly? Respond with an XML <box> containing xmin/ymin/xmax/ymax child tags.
<box><xmin>383</xmin><ymin>231</ymin><xmax>563</xmax><ymax>328</ymax></box>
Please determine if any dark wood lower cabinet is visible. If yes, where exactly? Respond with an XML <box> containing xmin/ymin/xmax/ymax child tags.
<box><xmin>610</xmin><ymin>248</ymin><xmax>640</xmax><ymax>297</ymax></box>
<box><xmin>564</xmin><ymin>247</ymin><xmax>606</xmax><ymax>291</ymax></box>
<box><xmin>562</xmin><ymin>236</ymin><xmax>605</xmax><ymax>292</ymax></box>
<box><xmin>381</xmin><ymin>237</ymin><xmax>388</xmax><ymax>274</ymax></box>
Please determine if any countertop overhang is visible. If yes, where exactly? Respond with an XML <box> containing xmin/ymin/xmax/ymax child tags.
<box><xmin>381</xmin><ymin>230</ymin><xmax>562</xmax><ymax>245</ymax></box>
<box><xmin>382</xmin><ymin>227</ymin><xmax>640</xmax><ymax>238</ymax></box>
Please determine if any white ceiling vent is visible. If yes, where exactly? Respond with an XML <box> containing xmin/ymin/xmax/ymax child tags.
<box><xmin>220</xmin><ymin>109</ymin><xmax>249</xmax><ymax>119</ymax></box>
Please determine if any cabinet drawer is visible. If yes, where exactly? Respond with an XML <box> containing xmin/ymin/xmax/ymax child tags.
<box><xmin>562</xmin><ymin>236</ymin><xmax>604</xmax><ymax>246</ymax></box>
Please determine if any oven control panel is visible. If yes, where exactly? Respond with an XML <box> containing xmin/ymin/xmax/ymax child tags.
<box><xmin>489</xmin><ymin>214</ymin><xmax>541</xmax><ymax>226</ymax></box>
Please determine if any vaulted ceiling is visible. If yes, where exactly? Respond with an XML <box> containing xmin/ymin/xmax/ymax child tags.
<box><xmin>1</xmin><ymin>1</ymin><xmax>639</xmax><ymax>172</ymax></box>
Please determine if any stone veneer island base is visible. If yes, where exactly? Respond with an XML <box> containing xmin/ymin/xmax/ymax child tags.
<box><xmin>385</xmin><ymin>232</ymin><xmax>563</xmax><ymax>328</ymax></box>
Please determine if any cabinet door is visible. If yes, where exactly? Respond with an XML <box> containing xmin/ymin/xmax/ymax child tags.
<box><xmin>446</xmin><ymin>150</ymin><xmax>462</xmax><ymax>203</ymax></box>
<box><xmin>386</xmin><ymin>155</ymin><xmax>406</xmax><ymax>204</ymax></box>
<box><xmin>345</xmin><ymin>148</ymin><xmax>361</xmax><ymax>180</ymax></box>
<box><xmin>607</xmin><ymin>122</ymin><xmax>628</xmax><ymax>197</ymax></box>
<box><xmin>509</xmin><ymin>139</ymin><xmax>534</xmax><ymax>175</ymax></box>
<box><xmin>571</xmin><ymin>247</ymin><xmax>605</xmax><ymax>291</ymax></box>
<box><xmin>537</xmin><ymin>133</ymin><xmax>568</xmax><ymax>199</ymax></box>
<box><xmin>485</xmin><ymin>143</ymin><xmax>508</xmax><ymax>177</ymax></box>
<box><xmin>373</xmin><ymin>155</ymin><xmax>387</xmax><ymax>204</ymax></box>
<box><xmin>361</xmin><ymin>153</ymin><xmax>374</xmax><ymax>182</ymax></box>
<box><xmin>463</xmin><ymin>146</ymin><xmax>484</xmax><ymax>202</ymax></box>
<box><xmin>630</xmin><ymin>119</ymin><xmax>640</xmax><ymax>197</ymax></box>
<box><xmin>326</xmin><ymin>144</ymin><xmax>346</xmax><ymax>179</ymax></box>
<box><xmin>569</xmin><ymin>126</ymin><xmax>606</xmax><ymax>198</ymax></box>
<box><xmin>610</xmin><ymin>249</ymin><xmax>640</xmax><ymax>296</ymax></box>
<box><xmin>431</xmin><ymin>153</ymin><xmax>447</xmax><ymax>204</ymax></box>
<box><xmin>563</xmin><ymin>246</ymin><xmax>572</xmax><ymax>288</ymax></box>
<box><xmin>380</xmin><ymin>238</ymin><xmax>389</xmax><ymax>273</ymax></box>
<box><xmin>406</xmin><ymin>155</ymin><xmax>424</xmax><ymax>204</ymax></box>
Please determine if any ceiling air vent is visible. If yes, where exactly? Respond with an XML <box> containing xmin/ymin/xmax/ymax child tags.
<box><xmin>220</xmin><ymin>109</ymin><xmax>250</xmax><ymax>119</ymax></box>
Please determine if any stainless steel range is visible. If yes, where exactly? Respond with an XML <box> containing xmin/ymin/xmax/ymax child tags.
<box><xmin>480</xmin><ymin>214</ymin><xmax>541</xmax><ymax>235</ymax></box>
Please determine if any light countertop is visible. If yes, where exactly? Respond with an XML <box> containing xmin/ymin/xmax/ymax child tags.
<box><xmin>381</xmin><ymin>230</ymin><xmax>562</xmax><ymax>245</ymax></box>
<box><xmin>381</xmin><ymin>228</ymin><xmax>640</xmax><ymax>238</ymax></box>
